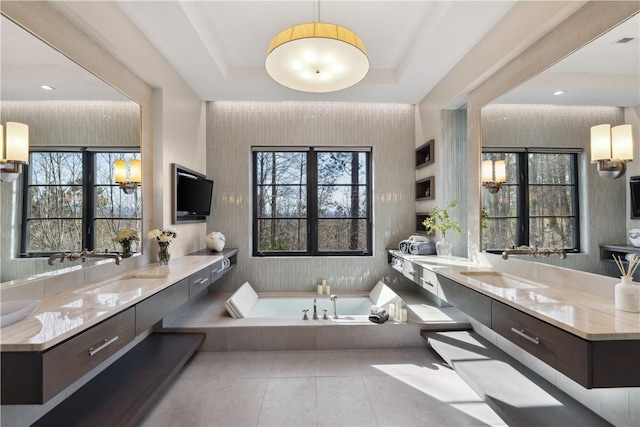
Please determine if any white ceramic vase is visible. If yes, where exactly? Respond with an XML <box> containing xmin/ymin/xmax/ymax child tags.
<box><xmin>615</xmin><ymin>276</ymin><xmax>640</xmax><ymax>313</ymax></box>
<box><xmin>206</xmin><ymin>231</ymin><xmax>226</xmax><ymax>252</ymax></box>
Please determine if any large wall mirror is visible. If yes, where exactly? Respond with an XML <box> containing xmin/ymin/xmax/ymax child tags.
<box><xmin>0</xmin><ymin>15</ymin><xmax>142</xmax><ymax>283</ymax></box>
<box><xmin>479</xmin><ymin>13</ymin><xmax>639</xmax><ymax>276</ymax></box>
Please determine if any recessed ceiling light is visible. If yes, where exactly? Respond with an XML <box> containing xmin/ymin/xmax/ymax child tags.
<box><xmin>552</xmin><ymin>90</ymin><xmax>565</xmax><ymax>96</ymax></box>
<box><xmin>40</xmin><ymin>85</ymin><xmax>55</xmax><ymax>90</ymax></box>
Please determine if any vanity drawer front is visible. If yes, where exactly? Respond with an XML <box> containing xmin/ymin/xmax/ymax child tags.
<box><xmin>42</xmin><ymin>307</ymin><xmax>135</xmax><ymax>401</ymax></box>
<box><xmin>136</xmin><ymin>278</ymin><xmax>189</xmax><ymax>335</ymax></box>
<box><xmin>437</xmin><ymin>274</ymin><xmax>492</xmax><ymax>327</ymax></box>
<box><xmin>189</xmin><ymin>267</ymin><xmax>211</xmax><ymax>298</ymax></box>
<box><xmin>491</xmin><ymin>301</ymin><xmax>590</xmax><ymax>387</ymax></box>
<box><xmin>209</xmin><ymin>259</ymin><xmax>225</xmax><ymax>283</ymax></box>
<box><xmin>420</xmin><ymin>267</ymin><xmax>439</xmax><ymax>297</ymax></box>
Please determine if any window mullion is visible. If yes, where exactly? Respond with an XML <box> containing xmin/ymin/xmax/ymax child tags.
<box><xmin>83</xmin><ymin>151</ymin><xmax>94</xmax><ymax>250</ymax></box>
<box><xmin>308</xmin><ymin>149</ymin><xmax>318</xmax><ymax>255</ymax></box>
<box><xmin>518</xmin><ymin>152</ymin><xmax>529</xmax><ymax>246</ymax></box>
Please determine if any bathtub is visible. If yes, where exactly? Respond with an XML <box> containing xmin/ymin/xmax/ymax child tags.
<box><xmin>246</xmin><ymin>296</ymin><xmax>374</xmax><ymax>318</ymax></box>
<box><xmin>225</xmin><ymin>281</ymin><xmax>399</xmax><ymax>319</ymax></box>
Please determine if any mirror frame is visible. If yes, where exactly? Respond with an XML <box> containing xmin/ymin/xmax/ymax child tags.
<box><xmin>466</xmin><ymin>2</ymin><xmax>640</xmax><ymax>262</ymax></box>
<box><xmin>0</xmin><ymin>2</ymin><xmax>155</xmax><ymax>283</ymax></box>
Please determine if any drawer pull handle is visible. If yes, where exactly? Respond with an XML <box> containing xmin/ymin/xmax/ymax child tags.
<box><xmin>421</xmin><ymin>277</ymin><xmax>434</xmax><ymax>287</ymax></box>
<box><xmin>88</xmin><ymin>336</ymin><xmax>119</xmax><ymax>356</ymax></box>
<box><xmin>511</xmin><ymin>327</ymin><xmax>540</xmax><ymax>345</ymax></box>
<box><xmin>196</xmin><ymin>277</ymin><xmax>209</xmax><ymax>285</ymax></box>
<box><xmin>213</xmin><ymin>268</ymin><xmax>225</xmax><ymax>274</ymax></box>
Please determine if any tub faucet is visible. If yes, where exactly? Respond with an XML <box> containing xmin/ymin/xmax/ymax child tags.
<box><xmin>330</xmin><ymin>294</ymin><xmax>338</xmax><ymax>319</ymax></box>
<box><xmin>313</xmin><ymin>298</ymin><xmax>318</xmax><ymax>320</ymax></box>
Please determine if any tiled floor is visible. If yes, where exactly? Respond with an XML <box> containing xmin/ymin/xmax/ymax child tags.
<box><xmin>136</xmin><ymin>348</ymin><xmax>508</xmax><ymax>427</ymax></box>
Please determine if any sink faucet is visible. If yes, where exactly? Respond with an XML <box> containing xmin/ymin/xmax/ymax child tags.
<box><xmin>501</xmin><ymin>245</ymin><xmax>566</xmax><ymax>260</ymax></box>
<box><xmin>47</xmin><ymin>250</ymin><xmax>121</xmax><ymax>265</ymax></box>
<box><xmin>330</xmin><ymin>294</ymin><xmax>338</xmax><ymax>319</ymax></box>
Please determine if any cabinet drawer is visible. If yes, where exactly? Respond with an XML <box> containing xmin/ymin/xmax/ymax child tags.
<box><xmin>437</xmin><ymin>274</ymin><xmax>492</xmax><ymax>327</ymax></box>
<box><xmin>419</xmin><ymin>267</ymin><xmax>438</xmax><ymax>297</ymax></box>
<box><xmin>491</xmin><ymin>301</ymin><xmax>590</xmax><ymax>387</ymax></box>
<box><xmin>136</xmin><ymin>278</ymin><xmax>189</xmax><ymax>335</ymax></box>
<box><xmin>189</xmin><ymin>267</ymin><xmax>211</xmax><ymax>298</ymax></box>
<box><xmin>42</xmin><ymin>307</ymin><xmax>135</xmax><ymax>401</ymax></box>
<box><xmin>210</xmin><ymin>259</ymin><xmax>225</xmax><ymax>283</ymax></box>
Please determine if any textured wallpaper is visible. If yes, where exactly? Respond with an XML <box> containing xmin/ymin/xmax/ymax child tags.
<box><xmin>206</xmin><ymin>101</ymin><xmax>415</xmax><ymax>293</ymax></box>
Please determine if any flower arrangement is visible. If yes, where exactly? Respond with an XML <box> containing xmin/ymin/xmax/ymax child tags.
<box><xmin>147</xmin><ymin>229</ymin><xmax>177</xmax><ymax>265</ymax></box>
<box><xmin>422</xmin><ymin>200</ymin><xmax>462</xmax><ymax>238</ymax></box>
<box><xmin>112</xmin><ymin>228</ymin><xmax>139</xmax><ymax>258</ymax></box>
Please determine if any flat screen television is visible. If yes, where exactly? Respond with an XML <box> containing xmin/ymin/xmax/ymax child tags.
<box><xmin>631</xmin><ymin>176</ymin><xmax>640</xmax><ymax>219</ymax></box>
<box><xmin>172</xmin><ymin>163</ymin><xmax>214</xmax><ymax>223</ymax></box>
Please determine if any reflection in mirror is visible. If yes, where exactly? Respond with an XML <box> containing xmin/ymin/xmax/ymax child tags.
<box><xmin>480</xmin><ymin>14</ymin><xmax>639</xmax><ymax>276</ymax></box>
<box><xmin>0</xmin><ymin>15</ymin><xmax>141</xmax><ymax>283</ymax></box>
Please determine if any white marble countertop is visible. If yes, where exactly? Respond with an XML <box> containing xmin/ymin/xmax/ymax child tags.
<box><xmin>0</xmin><ymin>255</ymin><xmax>224</xmax><ymax>352</ymax></box>
<box><xmin>389</xmin><ymin>250</ymin><xmax>640</xmax><ymax>341</ymax></box>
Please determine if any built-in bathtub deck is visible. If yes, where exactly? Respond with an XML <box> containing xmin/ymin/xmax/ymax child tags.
<box><xmin>164</xmin><ymin>291</ymin><xmax>470</xmax><ymax>352</ymax></box>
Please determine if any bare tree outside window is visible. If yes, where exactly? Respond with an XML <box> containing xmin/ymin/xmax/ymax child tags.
<box><xmin>482</xmin><ymin>151</ymin><xmax>579</xmax><ymax>252</ymax></box>
<box><xmin>253</xmin><ymin>148</ymin><xmax>371</xmax><ymax>256</ymax></box>
<box><xmin>23</xmin><ymin>150</ymin><xmax>141</xmax><ymax>255</ymax></box>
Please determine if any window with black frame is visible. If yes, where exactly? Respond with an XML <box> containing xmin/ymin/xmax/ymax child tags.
<box><xmin>482</xmin><ymin>150</ymin><xmax>580</xmax><ymax>253</ymax></box>
<box><xmin>21</xmin><ymin>149</ymin><xmax>141</xmax><ymax>256</ymax></box>
<box><xmin>252</xmin><ymin>147</ymin><xmax>372</xmax><ymax>256</ymax></box>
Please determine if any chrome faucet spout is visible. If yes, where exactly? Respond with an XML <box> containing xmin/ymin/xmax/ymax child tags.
<box><xmin>47</xmin><ymin>253</ymin><xmax>66</xmax><ymax>265</ymax></box>
<box><xmin>329</xmin><ymin>294</ymin><xmax>338</xmax><ymax>319</ymax></box>
<box><xmin>502</xmin><ymin>245</ymin><xmax>566</xmax><ymax>260</ymax></box>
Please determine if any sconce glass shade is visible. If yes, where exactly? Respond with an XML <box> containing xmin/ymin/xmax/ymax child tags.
<box><xmin>612</xmin><ymin>124</ymin><xmax>633</xmax><ymax>161</ymax></box>
<box><xmin>481</xmin><ymin>160</ymin><xmax>493</xmax><ymax>183</ymax></box>
<box><xmin>494</xmin><ymin>160</ymin><xmax>506</xmax><ymax>183</ymax></box>
<box><xmin>1</xmin><ymin>122</ymin><xmax>29</xmax><ymax>164</ymax></box>
<box><xmin>114</xmin><ymin>158</ymin><xmax>127</xmax><ymax>183</ymax></box>
<box><xmin>265</xmin><ymin>22</ymin><xmax>369</xmax><ymax>93</ymax></box>
<box><xmin>590</xmin><ymin>124</ymin><xmax>612</xmax><ymax>162</ymax></box>
<box><xmin>129</xmin><ymin>159</ymin><xmax>142</xmax><ymax>182</ymax></box>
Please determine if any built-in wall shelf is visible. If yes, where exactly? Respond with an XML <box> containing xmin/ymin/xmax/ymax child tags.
<box><xmin>416</xmin><ymin>139</ymin><xmax>435</xmax><ymax>169</ymax></box>
<box><xmin>416</xmin><ymin>176</ymin><xmax>435</xmax><ymax>201</ymax></box>
<box><xmin>599</xmin><ymin>244</ymin><xmax>640</xmax><ymax>263</ymax></box>
<box><xmin>416</xmin><ymin>212</ymin><xmax>431</xmax><ymax>235</ymax></box>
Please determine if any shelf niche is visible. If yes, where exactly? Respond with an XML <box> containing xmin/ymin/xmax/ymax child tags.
<box><xmin>416</xmin><ymin>139</ymin><xmax>435</xmax><ymax>169</ymax></box>
<box><xmin>416</xmin><ymin>176</ymin><xmax>435</xmax><ymax>201</ymax></box>
<box><xmin>416</xmin><ymin>212</ymin><xmax>432</xmax><ymax>236</ymax></box>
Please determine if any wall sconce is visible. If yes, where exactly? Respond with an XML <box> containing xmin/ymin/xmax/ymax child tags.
<box><xmin>1</xmin><ymin>122</ymin><xmax>29</xmax><ymax>182</ymax></box>
<box><xmin>114</xmin><ymin>158</ymin><xmax>141</xmax><ymax>194</ymax></box>
<box><xmin>591</xmin><ymin>124</ymin><xmax>634</xmax><ymax>179</ymax></box>
<box><xmin>482</xmin><ymin>159</ymin><xmax>506</xmax><ymax>194</ymax></box>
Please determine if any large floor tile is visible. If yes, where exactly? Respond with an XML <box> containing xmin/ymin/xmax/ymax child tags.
<box><xmin>137</xmin><ymin>378</ymin><xmax>219</xmax><ymax>427</ymax></box>
<box><xmin>316</xmin><ymin>376</ymin><xmax>378</xmax><ymax>427</ymax></box>
<box><xmin>179</xmin><ymin>352</ymin><xmax>229</xmax><ymax>380</ymax></box>
<box><xmin>203</xmin><ymin>378</ymin><xmax>268</xmax><ymax>426</ymax></box>
<box><xmin>257</xmin><ymin>377</ymin><xmax>317</xmax><ymax>426</ymax></box>
<box><xmin>270</xmin><ymin>351</ymin><xmax>317</xmax><ymax>378</ymax></box>
<box><xmin>221</xmin><ymin>352</ymin><xmax>274</xmax><ymax>378</ymax></box>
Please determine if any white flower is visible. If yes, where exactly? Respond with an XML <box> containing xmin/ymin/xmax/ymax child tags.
<box><xmin>113</xmin><ymin>228</ymin><xmax>139</xmax><ymax>243</ymax></box>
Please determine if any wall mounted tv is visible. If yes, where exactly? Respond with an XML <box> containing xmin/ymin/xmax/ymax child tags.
<box><xmin>172</xmin><ymin>163</ymin><xmax>214</xmax><ymax>223</ymax></box>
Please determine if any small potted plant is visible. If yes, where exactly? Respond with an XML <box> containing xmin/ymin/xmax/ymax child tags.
<box><xmin>422</xmin><ymin>200</ymin><xmax>462</xmax><ymax>258</ymax></box>
<box><xmin>113</xmin><ymin>228</ymin><xmax>139</xmax><ymax>258</ymax></box>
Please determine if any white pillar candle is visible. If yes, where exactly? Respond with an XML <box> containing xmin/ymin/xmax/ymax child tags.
<box><xmin>322</xmin><ymin>279</ymin><xmax>327</xmax><ymax>294</ymax></box>
<box><xmin>325</xmin><ymin>285</ymin><xmax>330</xmax><ymax>295</ymax></box>
<box><xmin>317</xmin><ymin>284</ymin><xmax>323</xmax><ymax>295</ymax></box>
<box><xmin>395</xmin><ymin>299</ymin><xmax>402</xmax><ymax>320</ymax></box>
<box><xmin>388</xmin><ymin>304</ymin><xmax>395</xmax><ymax>321</ymax></box>
<box><xmin>401</xmin><ymin>308</ymin><xmax>408</xmax><ymax>323</ymax></box>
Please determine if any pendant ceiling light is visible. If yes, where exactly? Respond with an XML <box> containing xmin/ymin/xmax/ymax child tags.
<box><xmin>265</xmin><ymin>2</ymin><xmax>369</xmax><ymax>93</ymax></box>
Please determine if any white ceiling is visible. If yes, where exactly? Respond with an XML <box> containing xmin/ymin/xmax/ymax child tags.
<box><xmin>114</xmin><ymin>0</ymin><xmax>518</xmax><ymax>103</ymax></box>
<box><xmin>494</xmin><ymin>13</ymin><xmax>640</xmax><ymax>107</ymax></box>
<box><xmin>1</xmin><ymin>2</ymin><xmax>638</xmax><ymax>107</ymax></box>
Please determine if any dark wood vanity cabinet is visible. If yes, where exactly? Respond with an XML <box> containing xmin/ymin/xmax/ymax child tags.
<box><xmin>436</xmin><ymin>272</ymin><xmax>640</xmax><ymax>388</ymax></box>
<box><xmin>136</xmin><ymin>278</ymin><xmax>189</xmax><ymax>335</ymax></box>
<box><xmin>438</xmin><ymin>274</ymin><xmax>492</xmax><ymax>327</ymax></box>
<box><xmin>2</xmin><ymin>308</ymin><xmax>136</xmax><ymax>404</ymax></box>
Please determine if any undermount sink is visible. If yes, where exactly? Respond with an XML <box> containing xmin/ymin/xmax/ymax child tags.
<box><xmin>74</xmin><ymin>274</ymin><xmax>166</xmax><ymax>294</ymax></box>
<box><xmin>459</xmin><ymin>271</ymin><xmax>543</xmax><ymax>289</ymax></box>
<box><xmin>1</xmin><ymin>299</ymin><xmax>41</xmax><ymax>328</ymax></box>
